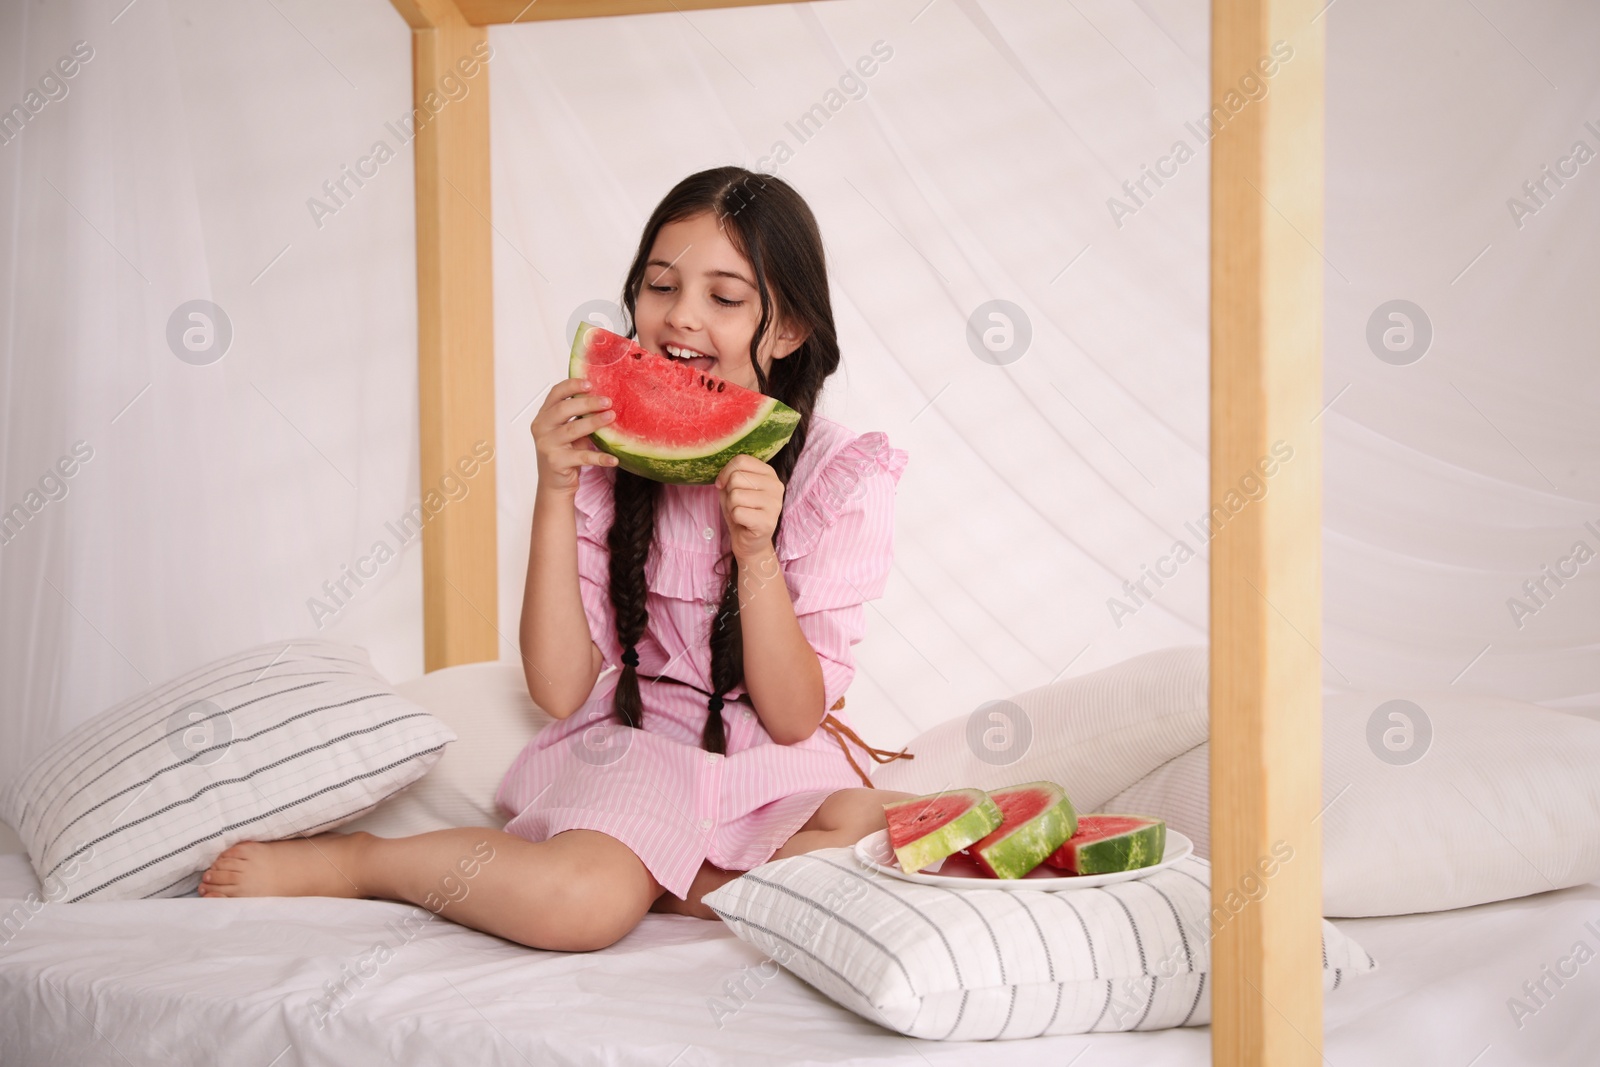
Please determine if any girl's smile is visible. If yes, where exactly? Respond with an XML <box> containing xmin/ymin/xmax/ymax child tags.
<box><xmin>633</xmin><ymin>210</ymin><xmax>806</xmax><ymax>392</ymax></box>
<box><xmin>660</xmin><ymin>342</ymin><xmax>718</xmax><ymax>375</ymax></box>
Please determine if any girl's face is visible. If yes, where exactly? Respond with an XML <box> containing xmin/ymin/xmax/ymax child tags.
<box><xmin>633</xmin><ymin>210</ymin><xmax>808</xmax><ymax>392</ymax></box>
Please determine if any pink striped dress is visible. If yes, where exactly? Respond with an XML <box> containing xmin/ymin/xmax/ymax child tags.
<box><xmin>494</xmin><ymin>415</ymin><xmax>910</xmax><ymax>900</ymax></box>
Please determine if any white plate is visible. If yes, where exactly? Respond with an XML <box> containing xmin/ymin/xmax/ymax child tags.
<box><xmin>852</xmin><ymin>828</ymin><xmax>1193</xmax><ymax>891</ymax></box>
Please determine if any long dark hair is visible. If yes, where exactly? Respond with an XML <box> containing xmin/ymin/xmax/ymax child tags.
<box><xmin>606</xmin><ymin>167</ymin><xmax>840</xmax><ymax>753</ymax></box>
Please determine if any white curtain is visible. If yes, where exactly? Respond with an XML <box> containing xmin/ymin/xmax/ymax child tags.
<box><xmin>1319</xmin><ymin>1</ymin><xmax>1600</xmax><ymax>711</ymax></box>
<box><xmin>0</xmin><ymin>0</ymin><xmax>422</xmax><ymax>783</ymax></box>
<box><xmin>488</xmin><ymin>0</ymin><xmax>1599</xmax><ymax>745</ymax></box>
<box><xmin>3</xmin><ymin>0</ymin><xmax>1595</xmax><ymax>781</ymax></box>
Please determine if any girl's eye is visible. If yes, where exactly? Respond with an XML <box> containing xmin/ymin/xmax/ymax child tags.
<box><xmin>647</xmin><ymin>284</ymin><xmax>674</xmax><ymax>294</ymax></box>
<box><xmin>713</xmin><ymin>295</ymin><xmax>744</xmax><ymax>307</ymax></box>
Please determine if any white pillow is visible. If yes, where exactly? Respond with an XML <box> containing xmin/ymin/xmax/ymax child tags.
<box><xmin>342</xmin><ymin>660</ymin><xmax>550</xmax><ymax>837</ymax></box>
<box><xmin>702</xmin><ymin>846</ymin><xmax>1376</xmax><ymax>1039</ymax></box>
<box><xmin>1102</xmin><ymin>744</ymin><xmax>1211</xmax><ymax>858</ymax></box>
<box><xmin>0</xmin><ymin>639</ymin><xmax>454</xmax><ymax>903</ymax></box>
<box><xmin>871</xmin><ymin>646</ymin><xmax>1208</xmax><ymax>811</ymax></box>
<box><xmin>1104</xmin><ymin>691</ymin><xmax>1600</xmax><ymax>916</ymax></box>
<box><xmin>0</xmin><ymin>820</ymin><xmax>24</xmax><ymax>857</ymax></box>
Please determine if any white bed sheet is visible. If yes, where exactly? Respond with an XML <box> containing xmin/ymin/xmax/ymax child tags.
<box><xmin>1</xmin><ymin>851</ymin><xmax>1595</xmax><ymax>1066</ymax></box>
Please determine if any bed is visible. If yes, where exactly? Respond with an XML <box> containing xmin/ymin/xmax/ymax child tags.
<box><xmin>4</xmin><ymin>0</ymin><xmax>1596</xmax><ymax>1063</ymax></box>
<box><xmin>6</xmin><ymin>647</ymin><xmax>1597</xmax><ymax>1064</ymax></box>
<box><xmin>1</xmin><ymin>838</ymin><xmax>1594</xmax><ymax>1066</ymax></box>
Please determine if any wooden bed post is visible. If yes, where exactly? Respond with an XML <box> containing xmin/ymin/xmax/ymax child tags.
<box><xmin>449</xmin><ymin>0</ymin><xmax>800</xmax><ymax>21</ymax></box>
<box><xmin>389</xmin><ymin>0</ymin><xmax>499</xmax><ymax>671</ymax></box>
<box><xmin>1210</xmin><ymin>1</ymin><xmax>1325</xmax><ymax>1063</ymax></box>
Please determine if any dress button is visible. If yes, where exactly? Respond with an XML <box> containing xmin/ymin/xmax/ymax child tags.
<box><xmin>701</xmin><ymin>526</ymin><xmax>714</xmax><ymax>541</ymax></box>
<box><xmin>698</xmin><ymin>818</ymin><xmax>713</xmax><ymax>831</ymax></box>
<box><xmin>704</xmin><ymin>601</ymin><xmax>717</xmax><ymax>615</ymax></box>
<box><xmin>705</xmin><ymin>752</ymin><xmax>719</xmax><ymax>765</ymax></box>
<box><xmin>743</xmin><ymin>709</ymin><xmax>754</xmax><ymax>721</ymax></box>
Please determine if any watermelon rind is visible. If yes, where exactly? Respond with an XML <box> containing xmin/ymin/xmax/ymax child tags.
<box><xmin>971</xmin><ymin>781</ymin><xmax>1079</xmax><ymax>879</ymax></box>
<box><xmin>1044</xmin><ymin>814</ymin><xmax>1167</xmax><ymax>875</ymax></box>
<box><xmin>884</xmin><ymin>788</ymin><xmax>1004</xmax><ymax>874</ymax></box>
<box><xmin>569</xmin><ymin>323</ymin><xmax>800</xmax><ymax>485</ymax></box>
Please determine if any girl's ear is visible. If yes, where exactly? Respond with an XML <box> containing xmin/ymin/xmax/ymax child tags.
<box><xmin>768</xmin><ymin>319</ymin><xmax>811</xmax><ymax>361</ymax></box>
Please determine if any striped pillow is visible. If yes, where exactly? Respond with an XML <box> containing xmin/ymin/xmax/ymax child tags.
<box><xmin>0</xmin><ymin>640</ymin><xmax>454</xmax><ymax>903</ymax></box>
<box><xmin>702</xmin><ymin>847</ymin><xmax>1376</xmax><ymax>1040</ymax></box>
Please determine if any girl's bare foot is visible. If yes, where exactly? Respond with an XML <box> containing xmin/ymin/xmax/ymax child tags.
<box><xmin>198</xmin><ymin>832</ymin><xmax>371</xmax><ymax>899</ymax></box>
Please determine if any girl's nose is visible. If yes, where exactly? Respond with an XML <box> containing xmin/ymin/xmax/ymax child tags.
<box><xmin>664</xmin><ymin>294</ymin><xmax>700</xmax><ymax>333</ymax></box>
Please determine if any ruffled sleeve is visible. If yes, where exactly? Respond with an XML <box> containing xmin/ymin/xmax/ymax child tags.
<box><xmin>571</xmin><ymin>463</ymin><xmax>621</xmax><ymax>664</ymax></box>
<box><xmin>777</xmin><ymin>430</ymin><xmax>909</xmax><ymax>710</ymax></box>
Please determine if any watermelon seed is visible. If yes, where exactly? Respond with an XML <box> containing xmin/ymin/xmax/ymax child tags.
<box><xmin>632</xmin><ymin>352</ymin><xmax>642</xmax><ymax>359</ymax></box>
<box><xmin>716</xmin><ymin>381</ymin><xmax>725</xmax><ymax>392</ymax></box>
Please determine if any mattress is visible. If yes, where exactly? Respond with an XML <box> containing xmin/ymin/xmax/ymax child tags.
<box><xmin>1</xmin><ymin>847</ymin><xmax>1594</xmax><ymax>1065</ymax></box>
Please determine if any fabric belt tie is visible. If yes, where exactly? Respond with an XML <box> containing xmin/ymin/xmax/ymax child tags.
<box><xmin>816</xmin><ymin>706</ymin><xmax>915</xmax><ymax>788</ymax></box>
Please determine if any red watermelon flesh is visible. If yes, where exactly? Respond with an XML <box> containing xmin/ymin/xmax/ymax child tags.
<box><xmin>1044</xmin><ymin>814</ymin><xmax>1167</xmax><ymax>875</ymax></box>
<box><xmin>569</xmin><ymin>323</ymin><xmax>799</xmax><ymax>485</ymax></box>
<box><xmin>968</xmin><ymin>781</ymin><xmax>1078</xmax><ymax>879</ymax></box>
<box><xmin>884</xmin><ymin>788</ymin><xmax>1003</xmax><ymax>874</ymax></box>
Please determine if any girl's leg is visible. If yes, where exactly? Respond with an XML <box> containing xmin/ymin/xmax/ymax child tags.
<box><xmin>769</xmin><ymin>787</ymin><xmax>916</xmax><ymax>859</ymax></box>
<box><xmin>651</xmin><ymin>787</ymin><xmax>917</xmax><ymax>920</ymax></box>
<box><xmin>199</xmin><ymin>827</ymin><xmax>664</xmax><ymax>952</ymax></box>
<box><xmin>648</xmin><ymin>859</ymin><xmax>741</xmax><ymax>920</ymax></box>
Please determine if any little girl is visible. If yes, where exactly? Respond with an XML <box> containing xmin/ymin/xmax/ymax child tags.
<box><xmin>198</xmin><ymin>168</ymin><xmax>917</xmax><ymax>951</ymax></box>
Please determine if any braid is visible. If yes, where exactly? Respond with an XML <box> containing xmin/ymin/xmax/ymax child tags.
<box><xmin>703</xmin><ymin>569</ymin><xmax>740</xmax><ymax>755</ymax></box>
<box><xmin>608</xmin><ymin>469</ymin><xmax>660</xmax><ymax>730</ymax></box>
<box><xmin>701</xmin><ymin>414</ymin><xmax>814</xmax><ymax>754</ymax></box>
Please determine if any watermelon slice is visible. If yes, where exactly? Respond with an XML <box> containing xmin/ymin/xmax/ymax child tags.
<box><xmin>884</xmin><ymin>788</ymin><xmax>1004</xmax><ymax>874</ymax></box>
<box><xmin>568</xmin><ymin>323</ymin><xmax>800</xmax><ymax>485</ymax></box>
<box><xmin>1044</xmin><ymin>814</ymin><xmax>1167</xmax><ymax>875</ymax></box>
<box><xmin>969</xmin><ymin>782</ymin><xmax>1078</xmax><ymax>879</ymax></box>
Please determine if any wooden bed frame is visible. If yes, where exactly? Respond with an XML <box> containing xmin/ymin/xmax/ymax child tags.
<box><xmin>384</xmin><ymin>1</ymin><xmax>1325</xmax><ymax>1062</ymax></box>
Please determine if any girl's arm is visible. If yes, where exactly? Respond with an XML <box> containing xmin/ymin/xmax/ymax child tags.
<box><xmin>520</xmin><ymin>376</ymin><xmax>620</xmax><ymax>719</ymax></box>
<box><xmin>716</xmin><ymin>456</ymin><xmax>827</xmax><ymax>744</ymax></box>
<box><xmin>519</xmin><ymin>489</ymin><xmax>602</xmax><ymax>719</ymax></box>
<box><xmin>735</xmin><ymin>544</ymin><xmax>827</xmax><ymax>744</ymax></box>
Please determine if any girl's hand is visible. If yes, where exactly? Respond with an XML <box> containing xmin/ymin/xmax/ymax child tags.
<box><xmin>530</xmin><ymin>377</ymin><xmax>618</xmax><ymax>495</ymax></box>
<box><xmin>715</xmin><ymin>455</ymin><xmax>784</xmax><ymax>562</ymax></box>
